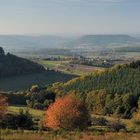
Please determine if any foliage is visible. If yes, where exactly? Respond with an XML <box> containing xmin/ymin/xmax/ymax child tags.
<box><xmin>0</xmin><ymin>47</ymin><xmax>45</xmax><ymax>78</ymax></box>
<box><xmin>86</xmin><ymin>90</ymin><xmax>137</xmax><ymax>118</ymax></box>
<box><xmin>91</xmin><ymin>117</ymin><xmax>109</xmax><ymax>126</ymax></box>
<box><xmin>48</xmin><ymin>61</ymin><xmax>140</xmax><ymax>118</ymax></box>
<box><xmin>52</xmin><ymin>61</ymin><xmax>140</xmax><ymax>97</ymax></box>
<box><xmin>0</xmin><ymin>93</ymin><xmax>8</xmax><ymax>119</ymax></box>
<box><xmin>26</xmin><ymin>86</ymin><xmax>55</xmax><ymax>110</ymax></box>
<box><xmin>0</xmin><ymin>109</ymin><xmax>33</xmax><ymax>129</ymax></box>
<box><xmin>3</xmin><ymin>85</ymin><xmax>55</xmax><ymax>110</ymax></box>
<box><xmin>108</xmin><ymin>121</ymin><xmax>126</xmax><ymax>132</ymax></box>
<box><xmin>86</xmin><ymin>90</ymin><xmax>107</xmax><ymax>114</ymax></box>
<box><xmin>44</xmin><ymin>94</ymin><xmax>90</xmax><ymax>130</ymax></box>
<box><xmin>30</xmin><ymin>85</ymin><xmax>40</xmax><ymax>92</ymax></box>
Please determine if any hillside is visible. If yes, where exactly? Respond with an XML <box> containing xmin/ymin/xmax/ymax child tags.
<box><xmin>52</xmin><ymin>61</ymin><xmax>140</xmax><ymax>96</ymax></box>
<box><xmin>0</xmin><ymin>47</ymin><xmax>45</xmax><ymax>78</ymax></box>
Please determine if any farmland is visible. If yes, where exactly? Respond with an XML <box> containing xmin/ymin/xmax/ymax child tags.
<box><xmin>37</xmin><ymin>60</ymin><xmax>105</xmax><ymax>75</ymax></box>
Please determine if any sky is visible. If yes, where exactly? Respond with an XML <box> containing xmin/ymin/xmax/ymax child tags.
<box><xmin>0</xmin><ymin>0</ymin><xmax>140</xmax><ymax>35</ymax></box>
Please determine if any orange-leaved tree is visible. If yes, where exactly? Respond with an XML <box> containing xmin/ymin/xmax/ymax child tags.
<box><xmin>44</xmin><ymin>94</ymin><xmax>90</xmax><ymax>130</ymax></box>
<box><xmin>0</xmin><ymin>93</ymin><xmax>8</xmax><ymax>119</ymax></box>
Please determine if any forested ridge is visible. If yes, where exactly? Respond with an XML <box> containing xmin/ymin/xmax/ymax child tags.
<box><xmin>0</xmin><ymin>47</ymin><xmax>45</xmax><ymax>77</ymax></box>
<box><xmin>52</xmin><ymin>61</ymin><xmax>140</xmax><ymax>96</ymax></box>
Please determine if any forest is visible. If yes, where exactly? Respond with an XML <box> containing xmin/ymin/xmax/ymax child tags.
<box><xmin>51</xmin><ymin>61</ymin><xmax>140</xmax><ymax>96</ymax></box>
<box><xmin>0</xmin><ymin>47</ymin><xmax>45</xmax><ymax>77</ymax></box>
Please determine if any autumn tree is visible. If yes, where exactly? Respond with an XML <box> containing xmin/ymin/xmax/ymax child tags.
<box><xmin>44</xmin><ymin>94</ymin><xmax>90</xmax><ymax>130</ymax></box>
<box><xmin>0</xmin><ymin>93</ymin><xmax>8</xmax><ymax>119</ymax></box>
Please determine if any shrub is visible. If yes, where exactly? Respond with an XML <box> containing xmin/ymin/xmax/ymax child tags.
<box><xmin>91</xmin><ymin>117</ymin><xmax>108</xmax><ymax>126</ymax></box>
<box><xmin>0</xmin><ymin>109</ymin><xmax>34</xmax><ymax>129</ymax></box>
<box><xmin>33</xmin><ymin>103</ymin><xmax>44</xmax><ymax>110</ymax></box>
<box><xmin>108</xmin><ymin>121</ymin><xmax>126</xmax><ymax>132</ymax></box>
<box><xmin>15</xmin><ymin>109</ymin><xmax>34</xmax><ymax>129</ymax></box>
<box><xmin>44</xmin><ymin>94</ymin><xmax>90</xmax><ymax>130</ymax></box>
<box><xmin>30</xmin><ymin>85</ymin><xmax>39</xmax><ymax>92</ymax></box>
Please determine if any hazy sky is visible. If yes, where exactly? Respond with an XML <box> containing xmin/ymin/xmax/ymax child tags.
<box><xmin>0</xmin><ymin>0</ymin><xmax>140</xmax><ymax>35</ymax></box>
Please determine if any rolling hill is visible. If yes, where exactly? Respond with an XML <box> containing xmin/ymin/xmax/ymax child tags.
<box><xmin>52</xmin><ymin>61</ymin><xmax>140</xmax><ymax>96</ymax></box>
<box><xmin>0</xmin><ymin>47</ymin><xmax>45</xmax><ymax>77</ymax></box>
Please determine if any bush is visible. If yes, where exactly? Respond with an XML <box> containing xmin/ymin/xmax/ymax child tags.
<box><xmin>91</xmin><ymin>117</ymin><xmax>108</xmax><ymax>126</ymax></box>
<box><xmin>0</xmin><ymin>109</ymin><xmax>34</xmax><ymax>129</ymax></box>
<box><xmin>30</xmin><ymin>85</ymin><xmax>39</xmax><ymax>92</ymax></box>
<box><xmin>15</xmin><ymin>109</ymin><xmax>34</xmax><ymax>129</ymax></box>
<box><xmin>44</xmin><ymin>94</ymin><xmax>90</xmax><ymax>130</ymax></box>
<box><xmin>33</xmin><ymin>103</ymin><xmax>44</xmax><ymax>110</ymax></box>
<box><xmin>108</xmin><ymin>121</ymin><xmax>126</xmax><ymax>132</ymax></box>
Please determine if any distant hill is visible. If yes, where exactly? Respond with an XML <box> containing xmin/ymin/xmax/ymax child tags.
<box><xmin>65</xmin><ymin>34</ymin><xmax>139</xmax><ymax>49</ymax></box>
<box><xmin>0</xmin><ymin>34</ymin><xmax>139</xmax><ymax>53</ymax></box>
<box><xmin>52</xmin><ymin>61</ymin><xmax>140</xmax><ymax>96</ymax></box>
<box><xmin>0</xmin><ymin>47</ymin><xmax>45</xmax><ymax>77</ymax></box>
<box><xmin>0</xmin><ymin>35</ymin><xmax>69</xmax><ymax>52</ymax></box>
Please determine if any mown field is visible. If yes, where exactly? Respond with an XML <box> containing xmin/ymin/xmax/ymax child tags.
<box><xmin>0</xmin><ymin>71</ymin><xmax>75</xmax><ymax>91</ymax></box>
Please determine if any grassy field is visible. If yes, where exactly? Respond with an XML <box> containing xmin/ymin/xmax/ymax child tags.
<box><xmin>8</xmin><ymin>106</ymin><xmax>44</xmax><ymax>118</ymax></box>
<box><xmin>37</xmin><ymin>60</ymin><xmax>105</xmax><ymax>76</ymax></box>
<box><xmin>37</xmin><ymin>60</ymin><xmax>68</xmax><ymax>69</ymax></box>
<box><xmin>0</xmin><ymin>71</ymin><xmax>75</xmax><ymax>91</ymax></box>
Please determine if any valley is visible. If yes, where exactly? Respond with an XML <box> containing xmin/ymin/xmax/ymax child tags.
<box><xmin>1</xmin><ymin>0</ymin><xmax>140</xmax><ymax>139</ymax></box>
<box><xmin>0</xmin><ymin>35</ymin><xmax>140</xmax><ymax>140</ymax></box>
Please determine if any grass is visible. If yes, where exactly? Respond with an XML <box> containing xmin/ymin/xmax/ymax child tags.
<box><xmin>1</xmin><ymin>130</ymin><xmax>140</xmax><ymax>140</ymax></box>
<box><xmin>8</xmin><ymin>106</ymin><xmax>44</xmax><ymax>118</ymax></box>
<box><xmin>37</xmin><ymin>60</ymin><xmax>69</xmax><ymax>69</ymax></box>
<box><xmin>0</xmin><ymin>71</ymin><xmax>75</xmax><ymax>91</ymax></box>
